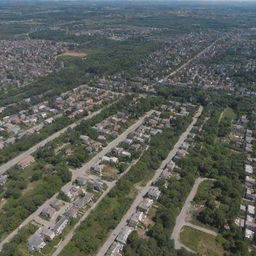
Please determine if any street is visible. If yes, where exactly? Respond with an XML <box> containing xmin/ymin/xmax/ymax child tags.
<box><xmin>97</xmin><ymin>106</ymin><xmax>203</xmax><ymax>256</ymax></box>
<box><xmin>0</xmin><ymin>108</ymin><xmax>105</xmax><ymax>176</ymax></box>
<box><xmin>0</xmin><ymin>110</ymin><xmax>153</xmax><ymax>251</ymax></box>
<box><xmin>171</xmin><ymin>177</ymin><xmax>216</xmax><ymax>250</ymax></box>
<box><xmin>160</xmin><ymin>38</ymin><xmax>224</xmax><ymax>82</ymax></box>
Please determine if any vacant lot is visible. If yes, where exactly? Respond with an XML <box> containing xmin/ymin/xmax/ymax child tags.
<box><xmin>180</xmin><ymin>226</ymin><xmax>224</xmax><ymax>256</ymax></box>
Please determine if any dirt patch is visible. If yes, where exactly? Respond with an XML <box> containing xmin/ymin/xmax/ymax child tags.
<box><xmin>102</xmin><ymin>165</ymin><xmax>118</xmax><ymax>179</ymax></box>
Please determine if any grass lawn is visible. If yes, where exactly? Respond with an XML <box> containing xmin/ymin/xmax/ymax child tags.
<box><xmin>102</xmin><ymin>165</ymin><xmax>118</xmax><ymax>179</ymax></box>
<box><xmin>180</xmin><ymin>226</ymin><xmax>224</xmax><ymax>256</ymax></box>
<box><xmin>221</xmin><ymin>107</ymin><xmax>237</xmax><ymax>122</ymax></box>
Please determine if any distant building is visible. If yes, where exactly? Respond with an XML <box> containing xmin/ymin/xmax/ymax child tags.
<box><xmin>245</xmin><ymin>228</ymin><xmax>254</xmax><ymax>239</ymax></box>
<box><xmin>245</xmin><ymin>164</ymin><xmax>253</xmax><ymax>175</ymax></box>
<box><xmin>248</xmin><ymin>205</ymin><xmax>255</xmax><ymax>216</ymax></box>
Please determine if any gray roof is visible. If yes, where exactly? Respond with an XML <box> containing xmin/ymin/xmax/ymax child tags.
<box><xmin>116</xmin><ymin>226</ymin><xmax>133</xmax><ymax>245</ymax></box>
<box><xmin>53</xmin><ymin>216</ymin><xmax>69</xmax><ymax>233</ymax></box>
<box><xmin>28</xmin><ymin>234</ymin><xmax>45</xmax><ymax>250</ymax></box>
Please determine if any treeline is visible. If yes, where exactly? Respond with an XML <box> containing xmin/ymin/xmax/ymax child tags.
<box><xmin>124</xmin><ymin>173</ymin><xmax>196</xmax><ymax>256</ymax></box>
<box><xmin>0</xmin><ymin>37</ymin><xmax>162</xmax><ymax>111</ymax></box>
<box><xmin>0</xmin><ymin>223</ymin><xmax>37</xmax><ymax>256</ymax></box>
<box><xmin>156</xmin><ymin>85</ymin><xmax>256</xmax><ymax>115</ymax></box>
<box><xmin>124</xmin><ymin>105</ymin><xmax>250</xmax><ymax>256</ymax></box>
<box><xmin>178</xmin><ymin>107</ymin><xmax>248</xmax><ymax>255</ymax></box>
<box><xmin>0</xmin><ymin>115</ymin><xmax>74</xmax><ymax>165</ymax></box>
<box><xmin>0</xmin><ymin>95</ymin><xmax>160</xmax><ymax>244</ymax></box>
<box><xmin>0</xmin><ymin>164</ymin><xmax>71</xmax><ymax>240</ymax></box>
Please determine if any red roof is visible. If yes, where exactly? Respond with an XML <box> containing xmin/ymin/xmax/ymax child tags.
<box><xmin>18</xmin><ymin>155</ymin><xmax>35</xmax><ymax>167</ymax></box>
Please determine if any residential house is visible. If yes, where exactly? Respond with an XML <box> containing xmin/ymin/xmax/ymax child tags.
<box><xmin>62</xmin><ymin>186</ymin><xmax>81</xmax><ymax>201</ymax></box>
<box><xmin>64</xmin><ymin>206</ymin><xmax>79</xmax><ymax>219</ymax></box>
<box><xmin>116</xmin><ymin>226</ymin><xmax>133</xmax><ymax>245</ymax></box>
<box><xmin>245</xmin><ymin>164</ymin><xmax>253</xmax><ymax>175</ymax></box>
<box><xmin>41</xmin><ymin>206</ymin><xmax>56</xmax><ymax>218</ymax></box>
<box><xmin>98</xmin><ymin>135</ymin><xmax>106</xmax><ymax>141</ymax></box>
<box><xmin>83</xmin><ymin>192</ymin><xmax>94</xmax><ymax>204</ymax></box>
<box><xmin>121</xmin><ymin>151</ymin><xmax>131</xmax><ymax>158</ymax></box>
<box><xmin>28</xmin><ymin>233</ymin><xmax>46</xmax><ymax>252</ymax></box>
<box><xmin>91</xmin><ymin>165</ymin><xmax>103</xmax><ymax>175</ymax></box>
<box><xmin>44</xmin><ymin>117</ymin><xmax>54</xmax><ymax>124</ymax></box>
<box><xmin>18</xmin><ymin>155</ymin><xmax>35</xmax><ymax>169</ymax></box>
<box><xmin>128</xmin><ymin>212</ymin><xmax>145</xmax><ymax>228</ymax></box>
<box><xmin>174</xmin><ymin>150</ymin><xmax>187</xmax><ymax>161</ymax></box>
<box><xmin>248</xmin><ymin>205</ymin><xmax>255</xmax><ymax>216</ymax></box>
<box><xmin>93</xmin><ymin>181</ymin><xmax>104</xmax><ymax>192</ymax></box>
<box><xmin>245</xmin><ymin>228</ymin><xmax>255</xmax><ymax>239</ymax></box>
<box><xmin>123</xmin><ymin>139</ymin><xmax>133</xmax><ymax>145</ymax></box>
<box><xmin>50</xmin><ymin>199</ymin><xmax>63</xmax><ymax>211</ymax></box>
<box><xmin>130</xmin><ymin>144</ymin><xmax>141</xmax><ymax>152</ymax></box>
<box><xmin>106</xmin><ymin>241</ymin><xmax>123</xmax><ymax>256</ymax></box>
<box><xmin>137</xmin><ymin>198</ymin><xmax>154</xmax><ymax>213</ymax></box>
<box><xmin>41</xmin><ymin>228</ymin><xmax>55</xmax><ymax>241</ymax></box>
<box><xmin>80</xmin><ymin>135</ymin><xmax>90</xmax><ymax>144</ymax></box>
<box><xmin>246</xmin><ymin>176</ymin><xmax>255</xmax><ymax>187</ymax></box>
<box><xmin>147</xmin><ymin>187</ymin><xmax>161</xmax><ymax>201</ymax></box>
<box><xmin>75</xmin><ymin>176</ymin><xmax>87</xmax><ymax>186</ymax></box>
<box><xmin>53</xmin><ymin>216</ymin><xmax>69</xmax><ymax>235</ymax></box>
<box><xmin>246</xmin><ymin>221</ymin><xmax>256</xmax><ymax>232</ymax></box>
<box><xmin>65</xmin><ymin>148</ymin><xmax>74</xmax><ymax>156</ymax></box>
<box><xmin>246</xmin><ymin>188</ymin><xmax>256</xmax><ymax>201</ymax></box>
<box><xmin>166</xmin><ymin>160</ymin><xmax>175</xmax><ymax>171</ymax></box>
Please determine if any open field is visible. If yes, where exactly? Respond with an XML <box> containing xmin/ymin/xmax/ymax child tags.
<box><xmin>180</xmin><ymin>226</ymin><xmax>224</xmax><ymax>256</ymax></box>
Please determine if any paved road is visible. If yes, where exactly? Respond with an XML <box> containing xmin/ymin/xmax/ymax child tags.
<box><xmin>171</xmin><ymin>177</ymin><xmax>212</xmax><ymax>250</ymax></box>
<box><xmin>97</xmin><ymin>106</ymin><xmax>203</xmax><ymax>256</ymax></box>
<box><xmin>0</xmin><ymin>108</ymin><xmax>106</xmax><ymax>176</ymax></box>
<box><xmin>185</xmin><ymin>223</ymin><xmax>217</xmax><ymax>236</ymax></box>
<box><xmin>51</xmin><ymin>145</ymin><xmax>148</xmax><ymax>256</ymax></box>
<box><xmin>160</xmin><ymin>38</ymin><xmax>224</xmax><ymax>82</ymax></box>
<box><xmin>0</xmin><ymin>110</ymin><xmax>153</xmax><ymax>251</ymax></box>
